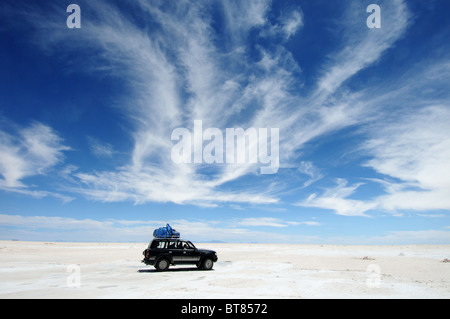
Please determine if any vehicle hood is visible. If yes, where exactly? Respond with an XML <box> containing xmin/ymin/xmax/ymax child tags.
<box><xmin>197</xmin><ymin>249</ymin><xmax>216</xmax><ymax>254</ymax></box>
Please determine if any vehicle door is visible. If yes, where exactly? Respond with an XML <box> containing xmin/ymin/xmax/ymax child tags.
<box><xmin>167</xmin><ymin>239</ymin><xmax>184</xmax><ymax>263</ymax></box>
<box><xmin>182</xmin><ymin>241</ymin><xmax>200</xmax><ymax>263</ymax></box>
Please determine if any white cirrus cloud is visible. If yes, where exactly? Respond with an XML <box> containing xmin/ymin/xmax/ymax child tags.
<box><xmin>365</xmin><ymin>105</ymin><xmax>450</xmax><ymax>212</ymax></box>
<box><xmin>0</xmin><ymin>121</ymin><xmax>71</xmax><ymax>200</ymax></box>
<box><xmin>299</xmin><ymin>179</ymin><xmax>378</xmax><ymax>217</ymax></box>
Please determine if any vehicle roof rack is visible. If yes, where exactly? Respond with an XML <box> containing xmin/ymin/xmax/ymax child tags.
<box><xmin>153</xmin><ymin>224</ymin><xmax>181</xmax><ymax>238</ymax></box>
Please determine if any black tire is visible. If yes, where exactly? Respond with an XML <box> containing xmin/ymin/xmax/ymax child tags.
<box><xmin>155</xmin><ymin>257</ymin><xmax>170</xmax><ymax>271</ymax></box>
<box><xmin>202</xmin><ymin>257</ymin><xmax>214</xmax><ymax>270</ymax></box>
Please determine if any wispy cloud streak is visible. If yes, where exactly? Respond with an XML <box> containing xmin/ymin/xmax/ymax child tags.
<box><xmin>0</xmin><ymin>121</ymin><xmax>72</xmax><ymax>201</ymax></box>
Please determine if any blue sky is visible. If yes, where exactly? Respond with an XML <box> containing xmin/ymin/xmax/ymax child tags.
<box><xmin>0</xmin><ymin>0</ymin><xmax>449</xmax><ymax>244</ymax></box>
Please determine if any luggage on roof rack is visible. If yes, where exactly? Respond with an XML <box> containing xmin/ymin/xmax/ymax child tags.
<box><xmin>153</xmin><ymin>224</ymin><xmax>180</xmax><ymax>238</ymax></box>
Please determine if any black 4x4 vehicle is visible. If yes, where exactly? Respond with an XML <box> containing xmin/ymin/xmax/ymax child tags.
<box><xmin>142</xmin><ymin>238</ymin><xmax>218</xmax><ymax>271</ymax></box>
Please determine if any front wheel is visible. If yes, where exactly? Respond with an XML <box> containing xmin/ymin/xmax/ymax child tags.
<box><xmin>201</xmin><ymin>257</ymin><xmax>214</xmax><ymax>270</ymax></box>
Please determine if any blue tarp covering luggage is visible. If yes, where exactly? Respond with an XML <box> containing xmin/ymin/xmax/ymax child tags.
<box><xmin>153</xmin><ymin>224</ymin><xmax>180</xmax><ymax>238</ymax></box>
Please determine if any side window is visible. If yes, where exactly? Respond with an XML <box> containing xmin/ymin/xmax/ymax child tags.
<box><xmin>167</xmin><ymin>240</ymin><xmax>176</xmax><ymax>249</ymax></box>
<box><xmin>186</xmin><ymin>241</ymin><xmax>195</xmax><ymax>249</ymax></box>
<box><xmin>157</xmin><ymin>241</ymin><xmax>167</xmax><ymax>249</ymax></box>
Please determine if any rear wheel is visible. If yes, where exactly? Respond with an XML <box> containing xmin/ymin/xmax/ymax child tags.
<box><xmin>155</xmin><ymin>258</ymin><xmax>170</xmax><ymax>271</ymax></box>
<box><xmin>202</xmin><ymin>257</ymin><xmax>214</xmax><ymax>270</ymax></box>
